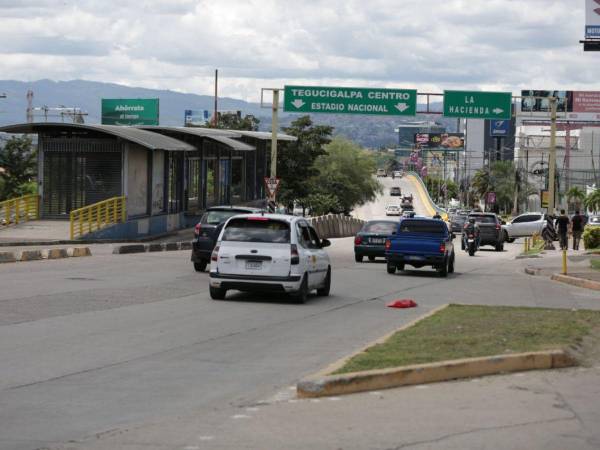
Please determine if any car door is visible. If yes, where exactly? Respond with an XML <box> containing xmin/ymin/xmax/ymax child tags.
<box><xmin>509</xmin><ymin>215</ymin><xmax>528</xmax><ymax>238</ymax></box>
<box><xmin>527</xmin><ymin>214</ymin><xmax>543</xmax><ymax>235</ymax></box>
<box><xmin>296</xmin><ymin>222</ymin><xmax>319</xmax><ymax>288</ymax></box>
<box><xmin>308</xmin><ymin>226</ymin><xmax>328</xmax><ymax>286</ymax></box>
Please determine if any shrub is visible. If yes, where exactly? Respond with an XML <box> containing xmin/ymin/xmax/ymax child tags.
<box><xmin>583</xmin><ymin>226</ymin><xmax>600</xmax><ymax>250</ymax></box>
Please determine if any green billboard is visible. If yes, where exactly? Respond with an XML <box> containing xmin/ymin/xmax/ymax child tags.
<box><xmin>101</xmin><ymin>98</ymin><xmax>159</xmax><ymax>125</ymax></box>
<box><xmin>283</xmin><ymin>85</ymin><xmax>417</xmax><ymax>116</ymax></box>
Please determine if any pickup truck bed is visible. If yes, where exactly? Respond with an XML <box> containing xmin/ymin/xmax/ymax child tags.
<box><xmin>385</xmin><ymin>218</ymin><xmax>455</xmax><ymax>277</ymax></box>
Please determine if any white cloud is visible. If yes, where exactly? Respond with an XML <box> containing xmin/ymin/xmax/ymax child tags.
<box><xmin>0</xmin><ymin>0</ymin><xmax>593</xmax><ymax>101</ymax></box>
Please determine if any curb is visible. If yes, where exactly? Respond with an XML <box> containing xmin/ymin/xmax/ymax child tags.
<box><xmin>524</xmin><ymin>267</ymin><xmax>542</xmax><ymax>276</ymax></box>
<box><xmin>0</xmin><ymin>247</ymin><xmax>91</xmax><ymax>264</ymax></box>
<box><xmin>297</xmin><ymin>350</ymin><xmax>576</xmax><ymax>398</ymax></box>
<box><xmin>551</xmin><ymin>273</ymin><xmax>600</xmax><ymax>291</ymax></box>
<box><xmin>112</xmin><ymin>241</ymin><xmax>192</xmax><ymax>255</ymax></box>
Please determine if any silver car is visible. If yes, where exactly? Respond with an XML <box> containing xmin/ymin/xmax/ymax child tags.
<box><xmin>502</xmin><ymin>212</ymin><xmax>546</xmax><ymax>242</ymax></box>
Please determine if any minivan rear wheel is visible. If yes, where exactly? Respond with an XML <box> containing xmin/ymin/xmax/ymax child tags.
<box><xmin>317</xmin><ymin>267</ymin><xmax>331</xmax><ymax>296</ymax></box>
<box><xmin>292</xmin><ymin>275</ymin><xmax>309</xmax><ymax>304</ymax></box>
<box><xmin>209</xmin><ymin>286</ymin><xmax>227</xmax><ymax>300</ymax></box>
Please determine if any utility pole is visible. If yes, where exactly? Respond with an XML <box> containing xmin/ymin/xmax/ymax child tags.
<box><xmin>213</xmin><ymin>69</ymin><xmax>218</xmax><ymax>127</ymax></box>
<box><xmin>548</xmin><ymin>97</ymin><xmax>558</xmax><ymax>215</ymax></box>
<box><xmin>270</xmin><ymin>89</ymin><xmax>280</xmax><ymax>178</ymax></box>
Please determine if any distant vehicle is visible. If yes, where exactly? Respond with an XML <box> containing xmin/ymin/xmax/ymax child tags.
<box><xmin>450</xmin><ymin>211</ymin><xmax>469</xmax><ymax>233</ymax></box>
<box><xmin>209</xmin><ymin>214</ymin><xmax>331</xmax><ymax>303</ymax></box>
<box><xmin>588</xmin><ymin>215</ymin><xmax>600</xmax><ymax>226</ymax></box>
<box><xmin>401</xmin><ymin>194</ymin><xmax>414</xmax><ymax>211</ymax></box>
<box><xmin>385</xmin><ymin>217</ymin><xmax>455</xmax><ymax>277</ymax></box>
<box><xmin>191</xmin><ymin>205</ymin><xmax>261</xmax><ymax>272</ymax></box>
<box><xmin>502</xmin><ymin>212</ymin><xmax>546</xmax><ymax>243</ymax></box>
<box><xmin>354</xmin><ymin>219</ymin><xmax>398</xmax><ymax>262</ymax></box>
<box><xmin>389</xmin><ymin>186</ymin><xmax>402</xmax><ymax>196</ymax></box>
<box><xmin>376</xmin><ymin>168</ymin><xmax>387</xmax><ymax>177</ymax></box>
<box><xmin>468</xmin><ymin>213</ymin><xmax>504</xmax><ymax>251</ymax></box>
<box><xmin>393</xmin><ymin>170</ymin><xmax>403</xmax><ymax>178</ymax></box>
<box><xmin>385</xmin><ymin>204</ymin><xmax>401</xmax><ymax>216</ymax></box>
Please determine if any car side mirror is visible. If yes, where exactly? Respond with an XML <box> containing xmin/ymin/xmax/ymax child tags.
<box><xmin>320</xmin><ymin>239</ymin><xmax>331</xmax><ymax>248</ymax></box>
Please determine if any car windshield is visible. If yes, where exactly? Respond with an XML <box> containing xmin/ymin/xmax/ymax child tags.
<box><xmin>362</xmin><ymin>221</ymin><xmax>397</xmax><ymax>234</ymax></box>
<box><xmin>469</xmin><ymin>215</ymin><xmax>497</xmax><ymax>224</ymax></box>
<box><xmin>399</xmin><ymin>220</ymin><xmax>446</xmax><ymax>234</ymax></box>
<box><xmin>222</xmin><ymin>218</ymin><xmax>290</xmax><ymax>243</ymax></box>
<box><xmin>202</xmin><ymin>209</ymin><xmax>250</xmax><ymax>225</ymax></box>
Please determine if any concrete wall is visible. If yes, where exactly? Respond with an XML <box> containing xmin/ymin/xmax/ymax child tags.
<box><xmin>127</xmin><ymin>145</ymin><xmax>148</xmax><ymax>217</ymax></box>
<box><xmin>308</xmin><ymin>214</ymin><xmax>364</xmax><ymax>239</ymax></box>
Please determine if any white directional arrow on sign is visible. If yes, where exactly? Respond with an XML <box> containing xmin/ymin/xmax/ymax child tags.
<box><xmin>291</xmin><ymin>99</ymin><xmax>305</xmax><ymax>109</ymax></box>
<box><xmin>492</xmin><ymin>108</ymin><xmax>504</xmax><ymax>114</ymax></box>
<box><xmin>395</xmin><ymin>102</ymin><xmax>409</xmax><ymax>112</ymax></box>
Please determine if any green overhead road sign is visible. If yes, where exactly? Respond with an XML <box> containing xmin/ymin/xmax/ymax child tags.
<box><xmin>443</xmin><ymin>90</ymin><xmax>512</xmax><ymax>119</ymax></box>
<box><xmin>101</xmin><ymin>98</ymin><xmax>159</xmax><ymax>125</ymax></box>
<box><xmin>283</xmin><ymin>85</ymin><xmax>417</xmax><ymax>116</ymax></box>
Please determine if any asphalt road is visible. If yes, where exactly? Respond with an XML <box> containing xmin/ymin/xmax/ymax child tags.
<box><xmin>1</xmin><ymin>186</ymin><xmax>599</xmax><ymax>450</ymax></box>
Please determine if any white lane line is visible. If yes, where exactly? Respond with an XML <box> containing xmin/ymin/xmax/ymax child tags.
<box><xmin>231</xmin><ymin>414</ymin><xmax>251</xmax><ymax>419</ymax></box>
<box><xmin>327</xmin><ymin>397</ymin><xmax>342</xmax><ymax>401</ymax></box>
<box><xmin>414</xmin><ymin>385</ymin><xmax>429</xmax><ymax>389</ymax></box>
<box><xmin>246</xmin><ymin>407</ymin><xmax>260</xmax><ymax>412</ymax></box>
<box><xmin>198</xmin><ymin>436</ymin><xmax>214</xmax><ymax>441</ymax></box>
<box><xmin>369</xmin><ymin>391</ymin><xmax>383</xmax><ymax>396</ymax></box>
<box><xmin>184</xmin><ymin>446</ymin><xmax>200</xmax><ymax>450</ymax></box>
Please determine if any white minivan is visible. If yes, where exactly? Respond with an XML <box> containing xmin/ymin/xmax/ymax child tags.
<box><xmin>209</xmin><ymin>214</ymin><xmax>331</xmax><ymax>303</ymax></box>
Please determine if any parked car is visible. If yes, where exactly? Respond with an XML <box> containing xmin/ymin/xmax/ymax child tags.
<box><xmin>191</xmin><ymin>205</ymin><xmax>260</xmax><ymax>272</ymax></box>
<box><xmin>502</xmin><ymin>212</ymin><xmax>546</xmax><ymax>243</ymax></box>
<box><xmin>450</xmin><ymin>211</ymin><xmax>469</xmax><ymax>233</ymax></box>
<box><xmin>389</xmin><ymin>186</ymin><xmax>402</xmax><ymax>196</ymax></box>
<box><xmin>467</xmin><ymin>212</ymin><xmax>504</xmax><ymax>251</ymax></box>
<box><xmin>354</xmin><ymin>219</ymin><xmax>398</xmax><ymax>262</ymax></box>
<box><xmin>376</xmin><ymin>168</ymin><xmax>387</xmax><ymax>177</ymax></box>
<box><xmin>385</xmin><ymin>204</ymin><xmax>401</xmax><ymax>216</ymax></box>
<box><xmin>587</xmin><ymin>215</ymin><xmax>600</xmax><ymax>227</ymax></box>
<box><xmin>385</xmin><ymin>217</ymin><xmax>455</xmax><ymax>277</ymax></box>
<box><xmin>208</xmin><ymin>214</ymin><xmax>331</xmax><ymax>303</ymax></box>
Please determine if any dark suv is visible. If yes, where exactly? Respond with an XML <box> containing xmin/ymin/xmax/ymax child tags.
<box><xmin>466</xmin><ymin>212</ymin><xmax>504</xmax><ymax>251</ymax></box>
<box><xmin>191</xmin><ymin>206</ymin><xmax>260</xmax><ymax>271</ymax></box>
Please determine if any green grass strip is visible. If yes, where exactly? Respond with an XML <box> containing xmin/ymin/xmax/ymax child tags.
<box><xmin>591</xmin><ymin>258</ymin><xmax>600</xmax><ymax>271</ymax></box>
<box><xmin>334</xmin><ymin>304</ymin><xmax>600</xmax><ymax>374</ymax></box>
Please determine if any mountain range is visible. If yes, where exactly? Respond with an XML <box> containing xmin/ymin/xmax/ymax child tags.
<box><xmin>0</xmin><ymin>79</ymin><xmax>453</xmax><ymax>148</ymax></box>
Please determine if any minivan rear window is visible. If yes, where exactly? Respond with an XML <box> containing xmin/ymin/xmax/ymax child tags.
<box><xmin>222</xmin><ymin>218</ymin><xmax>290</xmax><ymax>243</ymax></box>
<box><xmin>399</xmin><ymin>220</ymin><xmax>446</xmax><ymax>234</ymax></box>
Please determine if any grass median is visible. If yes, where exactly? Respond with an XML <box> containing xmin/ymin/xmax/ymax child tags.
<box><xmin>592</xmin><ymin>258</ymin><xmax>600</xmax><ymax>271</ymax></box>
<box><xmin>334</xmin><ymin>304</ymin><xmax>600</xmax><ymax>375</ymax></box>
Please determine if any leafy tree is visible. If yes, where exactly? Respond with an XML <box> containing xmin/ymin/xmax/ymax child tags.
<box><xmin>424</xmin><ymin>176</ymin><xmax>458</xmax><ymax>205</ymax></box>
<box><xmin>209</xmin><ymin>112</ymin><xmax>260</xmax><ymax>131</ymax></box>
<box><xmin>278</xmin><ymin>116</ymin><xmax>333</xmax><ymax>210</ymax></box>
<box><xmin>471</xmin><ymin>162</ymin><xmax>533</xmax><ymax>214</ymax></box>
<box><xmin>309</xmin><ymin>137</ymin><xmax>382</xmax><ymax>214</ymax></box>
<box><xmin>585</xmin><ymin>189</ymin><xmax>600</xmax><ymax>213</ymax></box>
<box><xmin>0</xmin><ymin>136</ymin><xmax>37</xmax><ymax>200</ymax></box>
<box><xmin>566</xmin><ymin>186</ymin><xmax>586</xmax><ymax>211</ymax></box>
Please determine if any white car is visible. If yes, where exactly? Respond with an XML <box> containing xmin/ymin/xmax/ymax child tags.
<box><xmin>385</xmin><ymin>204</ymin><xmax>401</xmax><ymax>216</ymax></box>
<box><xmin>209</xmin><ymin>214</ymin><xmax>331</xmax><ymax>303</ymax></box>
<box><xmin>393</xmin><ymin>170</ymin><xmax>403</xmax><ymax>178</ymax></box>
<box><xmin>502</xmin><ymin>212</ymin><xmax>546</xmax><ymax>242</ymax></box>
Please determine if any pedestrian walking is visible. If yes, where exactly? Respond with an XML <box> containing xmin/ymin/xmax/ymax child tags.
<box><xmin>555</xmin><ymin>209</ymin><xmax>570</xmax><ymax>251</ymax></box>
<box><xmin>571</xmin><ymin>210</ymin><xmax>584</xmax><ymax>250</ymax></box>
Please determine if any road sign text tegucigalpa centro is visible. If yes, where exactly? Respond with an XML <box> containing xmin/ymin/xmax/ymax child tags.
<box><xmin>283</xmin><ymin>85</ymin><xmax>417</xmax><ymax>116</ymax></box>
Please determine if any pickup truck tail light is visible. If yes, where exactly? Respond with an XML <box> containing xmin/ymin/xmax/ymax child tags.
<box><xmin>194</xmin><ymin>223</ymin><xmax>202</xmax><ymax>236</ymax></box>
<box><xmin>211</xmin><ymin>245</ymin><xmax>219</xmax><ymax>262</ymax></box>
<box><xmin>495</xmin><ymin>223</ymin><xmax>501</xmax><ymax>230</ymax></box>
<box><xmin>439</xmin><ymin>242</ymin><xmax>446</xmax><ymax>253</ymax></box>
<box><xmin>354</xmin><ymin>235</ymin><xmax>362</xmax><ymax>245</ymax></box>
<box><xmin>290</xmin><ymin>244</ymin><xmax>300</xmax><ymax>265</ymax></box>
<box><xmin>385</xmin><ymin>239</ymin><xmax>391</xmax><ymax>251</ymax></box>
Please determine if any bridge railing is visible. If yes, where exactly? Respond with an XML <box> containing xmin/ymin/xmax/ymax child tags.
<box><xmin>0</xmin><ymin>194</ymin><xmax>39</xmax><ymax>227</ymax></box>
<box><xmin>70</xmin><ymin>196</ymin><xmax>126</xmax><ymax>240</ymax></box>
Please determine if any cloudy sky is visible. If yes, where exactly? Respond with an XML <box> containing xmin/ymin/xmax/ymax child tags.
<box><xmin>0</xmin><ymin>0</ymin><xmax>595</xmax><ymax>101</ymax></box>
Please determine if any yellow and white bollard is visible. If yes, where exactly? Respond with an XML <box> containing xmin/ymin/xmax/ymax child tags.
<box><xmin>562</xmin><ymin>249</ymin><xmax>567</xmax><ymax>275</ymax></box>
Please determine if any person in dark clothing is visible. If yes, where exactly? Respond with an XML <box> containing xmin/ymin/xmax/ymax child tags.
<box><xmin>571</xmin><ymin>210</ymin><xmax>584</xmax><ymax>250</ymax></box>
<box><xmin>555</xmin><ymin>209</ymin><xmax>570</xmax><ymax>250</ymax></box>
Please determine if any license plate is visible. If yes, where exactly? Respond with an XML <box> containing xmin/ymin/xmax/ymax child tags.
<box><xmin>245</xmin><ymin>260</ymin><xmax>262</xmax><ymax>270</ymax></box>
<box><xmin>406</xmin><ymin>255</ymin><xmax>424</xmax><ymax>261</ymax></box>
<box><xmin>370</xmin><ymin>238</ymin><xmax>385</xmax><ymax>244</ymax></box>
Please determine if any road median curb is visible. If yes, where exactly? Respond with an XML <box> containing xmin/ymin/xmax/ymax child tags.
<box><xmin>551</xmin><ymin>273</ymin><xmax>600</xmax><ymax>291</ymax></box>
<box><xmin>0</xmin><ymin>251</ymin><xmax>17</xmax><ymax>263</ymax></box>
<box><xmin>112</xmin><ymin>241</ymin><xmax>192</xmax><ymax>254</ymax></box>
<box><xmin>42</xmin><ymin>248</ymin><xmax>69</xmax><ymax>259</ymax></box>
<box><xmin>68</xmin><ymin>247</ymin><xmax>92</xmax><ymax>258</ymax></box>
<box><xmin>297</xmin><ymin>350</ymin><xmax>576</xmax><ymax>398</ymax></box>
<box><xmin>524</xmin><ymin>267</ymin><xmax>542</xmax><ymax>276</ymax></box>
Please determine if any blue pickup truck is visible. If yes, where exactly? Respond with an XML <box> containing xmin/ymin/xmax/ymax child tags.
<box><xmin>385</xmin><ymin>217</ymin><xmax>455</xmax><ymax>277</ymax></box>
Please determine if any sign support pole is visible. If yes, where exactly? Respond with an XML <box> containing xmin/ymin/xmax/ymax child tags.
<box><xmin>271</xmin><ymin>89</ymin><xmax>279</xmax><ymax>179</ymax></box>
<box><xmin>548</xmin><ymin>97</ymin><xmax>557</xmax><ymax>215</ymax></box>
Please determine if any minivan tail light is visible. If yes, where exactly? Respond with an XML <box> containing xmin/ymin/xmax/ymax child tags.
<box><xmin>211</xmin><ymin>245</ymin><xmax>220</xmax><ymax>262</ymax></box>
<box><xmin>290</xmin><ymin>244</ymin><xmax>300</xmax><ymax>265</ymax></box>
<box><xmin>439</xmin><ymin>242</ymin><xmax>446</xmax><ymax>253</ymax></box>
<box><xmin>354</xmin><ymin>235</ymin><xmax>362</xmax><ymax>245</ymax></box>
<box><xmin>194</xmin><ymin>223</ymin><xmax>202</xmax><ymax>236</ymax></box>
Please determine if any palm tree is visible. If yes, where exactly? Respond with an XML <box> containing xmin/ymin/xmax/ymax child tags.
<box><xmin>585</xmin><ymin>189</ymin><xmax>600</xmax><ymax>213</ymax></box>
<box><xmin>566</xmin><ymin>186</ymin><xmax>586</xmax><ymax>212</ymax></box>
<box><xmin>471</xmin><ymin>168</ymin><xmax>491</xmax><ymax>209</ymax></box>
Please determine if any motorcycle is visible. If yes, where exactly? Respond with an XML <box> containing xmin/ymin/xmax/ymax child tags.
<box><xmin>461</xmin><ymin>232</ymin><xmax>478</xmax><ymax>256</ymax></box>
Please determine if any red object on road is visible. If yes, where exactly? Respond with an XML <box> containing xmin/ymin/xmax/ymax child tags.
<box><xmin>387</xmin><ymin>299</ymin><xmax>417</xmax><ymax>308</ymax></box>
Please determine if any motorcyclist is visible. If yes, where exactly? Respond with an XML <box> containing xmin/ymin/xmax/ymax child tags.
<box><xmin>462</xmin><ymin>217</ymin><xmax>480</xmax><ymax>250</ymax></box>
<box><xmin>432</xmin><ymin>213</ymin><xmax>442</xmax><ymax>220</ymax></box>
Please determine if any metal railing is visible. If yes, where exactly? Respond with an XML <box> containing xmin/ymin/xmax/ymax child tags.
<box><xmin>70</xmin><ymin>196</ymin><xmax>126</xmax><ymax>240</ymax></box>
<box><xmin>0</xmin><ymin>194</ymin><xmax>39</xmax><ymax>227</ymax></box>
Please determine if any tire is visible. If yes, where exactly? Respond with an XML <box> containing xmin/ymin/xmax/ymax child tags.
<box><xmin>397</xmin><ymin>263</ymin><xmax>405</xmax><ymax>271</ymax></box>
<box><xmin>368</xmin><ymin>256</ymin><xmax>376</xmax><ymax>262</ymax></box>
<box><xmin>387</xmin><ymin>262</ymin><xmax>397</xmax><ymax>274</ymax></box>
<box><xmin>209</xmin><ymin>286</ymin><xmax>226</xmax><ymax>300</ymax></box>
<box><xmin>468</xmin><ymin>244</ymin><xmax>475</xmax><ymax>256</ymax></box>
<box><xmin>495</xmin><ymin>243</ymin><xmax>504</xmax><ymax>252</ymax></box>
<box><xmin>194</xmin><ymin>260</ymin><xmax>208</xmax><ymax>272</ymax></box>
<box><xmin>317</xmin><ymin>267</ymin><xmax>331</xmax><ymax>296</ymax></box>
<box><xmin>448</xmin><ymin>254</ymin><xmax>455</xmax><ymax>273</ymax></box>
<box><xmin>507</xmin><ymin>237</ymin><xmax>515</xmax><ymax>243</ymax></box>
<box><xmin>355</xmin><ymin>254</ymin><xmax>363</xmax><ymax>263</ymax></box>
<box><xmin>461</xmin><ymin>240</ymin><xmax>465</xmax><ymax>250</ymax></box>
<box><xmin>292</xmin><ymin>274</ymin><xmax>309</xmax><ymax>304</ymax></box>
<box><xmin>438</xmin><ymin>259</ymin><xmax>448</xmax><ymax>277</ymax></box>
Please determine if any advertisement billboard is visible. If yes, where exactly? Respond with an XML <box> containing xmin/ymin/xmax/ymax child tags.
<box><xmin>184</xmin><ymin>109</ymin><xmax>210</xmax><ymax>126</ymax></box>
<box><xmin>586</xmin><ymin>0</ymin><xmax>600</xmax><ymax>38</ymax></box>
<box><xmin>414</xmin><ymin>133</ymin><xmax>464</xmax><ymax>150</ymax></box>
<box><xmin>520</xmin><ymin>90</ymin><xmax>600</xmax><ymax>121</ymax></box>
<box><xmin>101</xmin><ymin>99</ymin><xmax>159</xmax><ymax>125</ymax></box>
